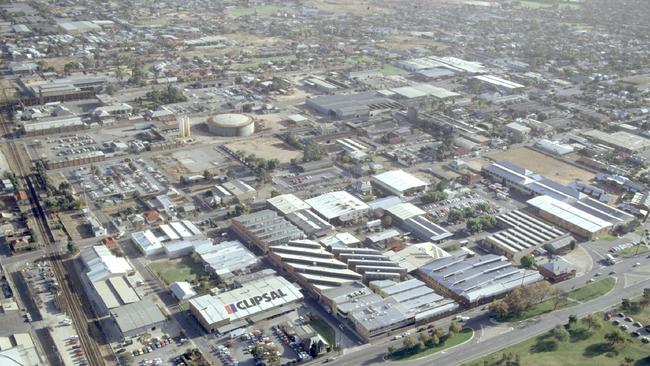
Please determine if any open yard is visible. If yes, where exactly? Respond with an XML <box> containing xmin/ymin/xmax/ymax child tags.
<box><xmin>225</xmin><ymin>135</ymin><xmax>301</xmax><ymax>164</ymax></box>
<box><xmin>465</xmin><ymin>316</ymin><xmax>650</xmax><ymax>366</ymax></box>
<box><xmin>490</xmin><ymin>147</ymin><xmax>595</xmax><ymax>185</ymax></box>
<box><xmin>149</xmin><ymin>256</ymin><xmax>206</xmax><ymax>285</ymax></box>
<box><xmin>309</xmin><ymin>318</ymin><xmax>335</xmax><ymax>346</ymax></box>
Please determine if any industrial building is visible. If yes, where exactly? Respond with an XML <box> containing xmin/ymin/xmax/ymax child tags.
<box><xmin>581</xmin><ymin>129</ymin><xmax>650</xmax><ymax>153</ymax></box>
<box><xmin>169</xmin><ymin>281</ymin><xmax>197</xmax><ymax>300</ymax></box>
<box><xmin>383</xmin><ymin>84</ymin><xmax>460</xmax><ymax>101</ymax></box>
<box><xmin>473</xmin><ymin>75</ymin><xmax>525</xmax><ymax>93</ymax></box>
<box><xmin>110</xmin><ymin>299</ymin><xmax>167</xmax><ymax>339</ymax></box>
<box><xmin>397</xmin><ymin>56</ymin><xmax>486</xmax><ymax>74</ymax></box>
<box><xmin>231</xmin><ymin>209</ymin><xmax>305</xmax><ymax>253</ymax></box>
<box><xmin>329</xmin><ymin>246</ymin><xmax>406</xmax><ymax>282</ymax></box>
<box><xmin>385</xmin><ymin>242</ymin><xmax>450</xmax><ymax>273</ymax></box>
<box><xmin>81</xmin><ymin>245</ymin><xmax>141</xmax><ymax>314</ymax></box>
<box><xmin>484</xmin><ymin>210</ymin><xmax>570</xmax><ymax>261</ymax></box>
<box><xmin>177</xmin><ymin>114</ymin><xmax>191</xmax><ymax>138</ymax></box>
<box><xmin>20</xmin><ymin>114</ymin><xmax>85</xmax><ymax>135</ymax></box>
<box><xmin>269</xmin><ymin>239</ymin><xmax>363</xmax><ymax>291</ymax></box>
<box><xmin>267</xmin><ymin>194</ymin><xmax>311</xmax><ymax>215</ymax></box>
<box><xmin>306</xmin><ymin>191</ymin><xmax>370</xmax><ymax>224</ymax></box>
<box><xmin>194</xmin><ymin>240</ymin><xmax>258</xmax><ymax>277</ymax></box>
<box><xmin>189</xmin><ymin>276</ymin><xmax>303</xmax><ymax>333</ymax></box>
<box><xmin>417</xmin><ymin>252</ymin><xmax>543</xmax><ymax>305</ymax></box>
<box><xmin>206</xmin><ymin>113</ymin><xmax>255</xmax><ymax>137</ymax></box>
<box><xmin>385</xmin><ymin>202</ymin><xmax>453</xmax><ymax>242</ymax></box>
<box><xmin>286</xmin><ymin>209</ymin><xmax>333</xmax><ymax>238</ymax></box>
<box><xmin>305</xmin><ymin>92</ymin><xmax>403</xmax><ymax>120</ymax></box>
<box><xmin>131</xmin><ymin>220</ymin><xmax>209</xmax><ymax>257</ymax></box>
<box><xmin>371</xmin><ymin>170</ymin><xmax>429</xmax><ymax>197</ymax></box>
<box><xmin>482</xmin><ymin>160</ymin><xmax>635</xmax><ymax>239</ymax></box>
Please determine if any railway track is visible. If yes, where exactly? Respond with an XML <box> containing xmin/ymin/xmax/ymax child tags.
<box><xmin>1</xmin><ymin>115</ymin><xmax>112</xmax><ymax>365</ymax></box>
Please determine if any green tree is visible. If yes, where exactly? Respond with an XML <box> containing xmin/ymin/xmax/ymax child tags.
<box><xmin>203</xmin><ymin>170</ymin><xmax>214</xmax><ymax>181</ymax></box>
<box><xmin>520</xmin><ymin>255</ymin><xmax>536</xmax><ymax>269</ymax></box>
<box><xmin>604</xmin><ymin>330</ymin><xmax>625</xmax><ymax>348</ymax></box>
<box><xmin>447</xmin><ymin>209</ymin><xmax>463</xmax><ymax>223</ymax></box>
<box><xmin>402</xmin><ymin>335</ymin><xmax>416</xmax><ymax>349</ymax></box>
<box><xmin>449</xmin><ymin>320</ymin><xmax>462</xmax><ymax>335</ymax></box>
<box><xmin>418</xmin><ymin>332</ymin><xmax>431</xmax><ymax>346</ymax></box>
<box><xmin>550</xmin><ymin>325</ymin><xmax>569</xmax><ymax>342</ymax></box>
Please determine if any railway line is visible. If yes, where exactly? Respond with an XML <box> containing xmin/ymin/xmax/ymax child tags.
<box><xmin>1</xmin><ymin>115</ymin><xmax>113</xmax><ymax>365</ymax></box>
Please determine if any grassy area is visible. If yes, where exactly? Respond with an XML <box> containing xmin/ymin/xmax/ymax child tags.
<box><xmin>501</xmin><ymin>278</ymin><xmax>616</xmax><ymax>322</ymax></box>
<box><xmin>309</xmin><ymin>318</ymin><xmax>335</xmax><ymax>346</ymax></box>
<box><xmin>570</xmin><ymin>277</ymin><xmax>616</xmax><ymax>302</ymax></box>
<box><xmin>149</xmin><ymin>256</ymin><xmax>206</xmax><ymax>285</ymax></box>
<box><xmin>599</xmin><ymin>234</ymin><xmax>618</xmax><ymax>242</ymax></box>
<box><xmin>229</xmin><ymin>5</ymin><xmax>294</xmax><ymax>17</ymax></box>
<box><xmin>617</xmin><ymin>245</ymin><xmax>649</xmax><ymax>258</ymax></box>
<box><xmin>465</xmin><ymin>317</ymin><xmax>650</xmax><ymax>366</ymax></box>
<box><xmin>388</xmin><ymin>329</ymin><xmax>474</xmax><ymax>361</ymax></box>
<box><xmin>380</xmin><ymin>64</ymin><xmax>406</xmax><ymax>75</ymax></box>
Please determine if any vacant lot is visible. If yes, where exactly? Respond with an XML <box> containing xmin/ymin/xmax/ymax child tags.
<box><xmin>491</xmin><ymin>147</ymin><xmax>595</xmax><ymax>185</ymax></box>
<box><xmin>225</xmin><ymin>135</ymin><xmax>301</xmax><ymax>164</ymax></box>
<box><xmin>149</xmin><ymin>257</ymin><xmax>206</xmax><ymax>285</ymax></box>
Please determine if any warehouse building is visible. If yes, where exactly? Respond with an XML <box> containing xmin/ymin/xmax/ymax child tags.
<box><xmin>194</xmin><ymin>240</ymin><xmax>258</xmax><ymax>277</ymax></box>
<box><xmin>581</xmin><ymin>129</ymin><xmax>650</xmax><ymax>153</ymax></box>
<box><xmin>231</xmin><ymin>210</ymin><xmax>305</xmax><ymax>253</ymax></box>
<box><xmin>385</xmin><ymin>242</ymin><xmax>450</xmax><ymax>273</ymax></box>
<box><xmin>269</xmin><ymin>239</ymin><xmax>362</xmax><ymax>291</ymax></box>
<box><xmin>417</xmin><ymin>252</ymin><xmax>542</xmax><ymax>305</ymax></box>
<box><xmin>397</xmin><ymin>56</ymin><xmax>486</xmax><ymax>74</ymax></box>
<box><xmin>189</xmin><ymin>276</ymin><xmax>303</xmax><ymax>333</ymax></box>
<box><xmin>306</xmin><ymin>191</ymin><xmax>370</xmax><ymax>224</ymax></box>
<box><xmin>473</xmin><ymin>75</ymin><xmax>525</xmax><ymax>93</ymax></box>
<box><xmin>482</xmin><ymin>160</ymin><xmax>635</xmax><ymax>238</ymax></box>
<box><xmin>369</xmin><ymin>278</ymin><xmax>458</xmax><ymax>323</ymax></box>
<box><xmin>81</xmin><ymin>245</ymin><xmax>142</xmax><ymax>314</ymax></box>
<box><xmin>305</xmin><ymin>92</ymin><xmax>403</xmax><ymax>120</ymax></box>
<box><xmin>131</xmin><ymin>220</ymin><xmax>208</xmax><ymax>258</ymax></box>
<box><xmin>371</xmin><ymin>170</ymin><xmax>429</xmax><ymax>197</ymax></box>
<box><xmin>484</xmin><ymin>210</ymin><xmax>570</xmax><ymax>261</ymax></box>
<box><xmin>286</xmin><ymin>209</ymin><xmax>333</xmax><ymax>238</ymax></box>
<box><xmin>110</xmin><ymin>299</ymin><xmax>166</xmax><ymax>339</ymax></box>
<box><xmin>384</xmin><ymin>202</ymin><xmax>453</xmax><ymax>242</ymax></box>
<box><xmin>169</xmin><ymin>282</ymin><xmax>197</xmax><ymax>301</ymax></box>
<box><xmin>330</xmin><ymin>246</ymin><xmax>407</xmax><ymax>282</ymax></box>
<box><xmin>267</xmin><ymin>194</ymin><xmax>311</xmax><ymax>215</ymax></box>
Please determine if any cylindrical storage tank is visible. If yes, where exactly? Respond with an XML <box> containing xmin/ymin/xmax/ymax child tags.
<box><xmin>206</xmin><ymin>113</ymin><xmax>255</xmax><ymax>137</ymax></box>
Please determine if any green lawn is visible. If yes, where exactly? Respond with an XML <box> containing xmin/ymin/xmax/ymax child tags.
<box><xmin>570</xmin><ymin>277</ymin><xmax>616</xmax><ymax>302</ymax></box>
<box><xmin>599</xmin><ymin>234</ymin><xmax>618</xmax><ymax>242</ymax></box>
<box><xmin>229</xmin><ymin>5</ymin><xmax>294</xmax><ymax>17</ymax></box>
<box><xmin>309</xmin><ymin>318</ymin><xmax>335</xmax><ymax>346</ymax></box>
<box><xmin>380</xmin><ymin>65</ymin><xmax>406</xmax><ymax>75</ymax></box>
<box><xmin>149</xmin><ymin>256</ymin><xmax>206</xmax><ymax>285</ymax></box>
<box><xmin>464</xmin><ymin>317</ymin><xmax>650</xmax><ymax>366</ymax></box>
<box><xmin>616</xmin><ymin>244</ymin><xmax>649</xmax><ymax>258</ymax></box>
<box><xmin>388</xmin><ymin>329</ymin><xmax>474</xmax><ymax>361</ymax></box>
<box><xmin>500</xmin><ymin>278</ymin><xmax>616</xmax><ymax>322</ymax></box>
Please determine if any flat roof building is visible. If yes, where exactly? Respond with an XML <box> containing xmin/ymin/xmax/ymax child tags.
<box><xmin>306</xmin><ymin>191</ymin><xmax>370</xmax><ymax>224</ymax></box>
<box><xmin>267</xmin><ymin>194</ymin><xmax>311</xmax><ymax>215</ymax></box>
<box><xmin>110</xmin><ymin>299</ymin><xmax>166</xmax><ymax>339</ymax></box>
<box><xmin>371</xmin><ymin>170</ymin><xmax>429</xmax><ymax>197</ymax></box>
<box><xmin>385</xmin><ymin>242</ymin><xmax>450</xmax><ymax>273</ymax></box>
<box><xmin>194</xmin><ymin>240</ymin><xmax>258</xmax><ymax>277</ymax></box>
<box><xmin>231</xmin><ymin>210</ymin><xmax>305</xmax><ymax>253</ymax></box>
<box><xmin>305</xmin><ymin>92</ymin><xmax>403</xmax><ymax>120</ymax></box>
<box><xmin>329</xmin><ymin>246</ymin><xmax>407</xmax><ymax>282</ymax></box>
<box><xmin>189</xmin><ymin>276</ymin><xmax>303</xmax><ymax>333</ymax></box>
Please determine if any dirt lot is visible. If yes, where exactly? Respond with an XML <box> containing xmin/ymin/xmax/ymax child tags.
<box><xmin>490</xmin><ymin>147</ymin><xmax>595</xmax><ymax>185</ymax></box>
<box><xmin>225</xmin><ymin>135</ymin><xmax>301</xmax><ymax>163</ymax></box>
<box><xmin>59</xmin><ymin>212</ymin><xmax>92</xmax><ymax>241</ymax></box>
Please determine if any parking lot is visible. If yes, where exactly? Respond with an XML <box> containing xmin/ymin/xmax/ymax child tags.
<box><xmin>610</xmin><ymin>313</ymin><xmax>650</xmax><ymax>344</ymax></box>
<box><xmin>69</xmin><ymin>158</ymin><xmax>171</xmax><ymax>201</ymax></box>
<box><xmin>44</xmin><ymin>133</ymin><xmax>101</xmax><ymax>158</ymax></box>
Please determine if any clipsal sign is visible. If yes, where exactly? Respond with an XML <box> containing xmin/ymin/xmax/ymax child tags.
<box><xmin>224</xmin><ymin>288</ymin><xmax>288</xmax><ymax>314</ymax></box>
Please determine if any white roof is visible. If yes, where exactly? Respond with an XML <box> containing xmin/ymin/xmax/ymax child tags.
<box><xmin>386</xmin><ymin>202</ymin><xmax>426</xmax><ymax>221</ymax></box>
<box><xmin>170</xmin><ymin>281</ymin><xmax>197</xmax><ymax>300</ymax></box>
<box><xmin>474</xmin><ymin>75</ymin><xmax>525</xmax><ymax>89</ymax></box>
<box><xmin>131</xmin><ymin>230</ymin><xmax>163</xmax><ymax>253</ymax></box>
<box><xmin>268</xmin><ymin>194</ymin><xmax>310</xmax><ymax>215</ymax></box>
<box><xmin>83</xmin><ymin>245</ymin><xmax>132</xmax><ymax>283</ymax></box>
<box><xmin>306</xmin><ymin>191</ymin><xmax>369</xmax><ymax>220</ymax></box>
<box><xmin>372</xmin><ymin>170</ymin><xmax>428</xmax><ymax>194</ymax></box>
<box><xmin>527</xmin><ymin>195</ymin><xmax>612</xmax><ymax>234</ymax></box>
<box><xmin>189</xmin><ymin>276</ymin><xmax>303</xmax><ymax>325</ymax></box>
